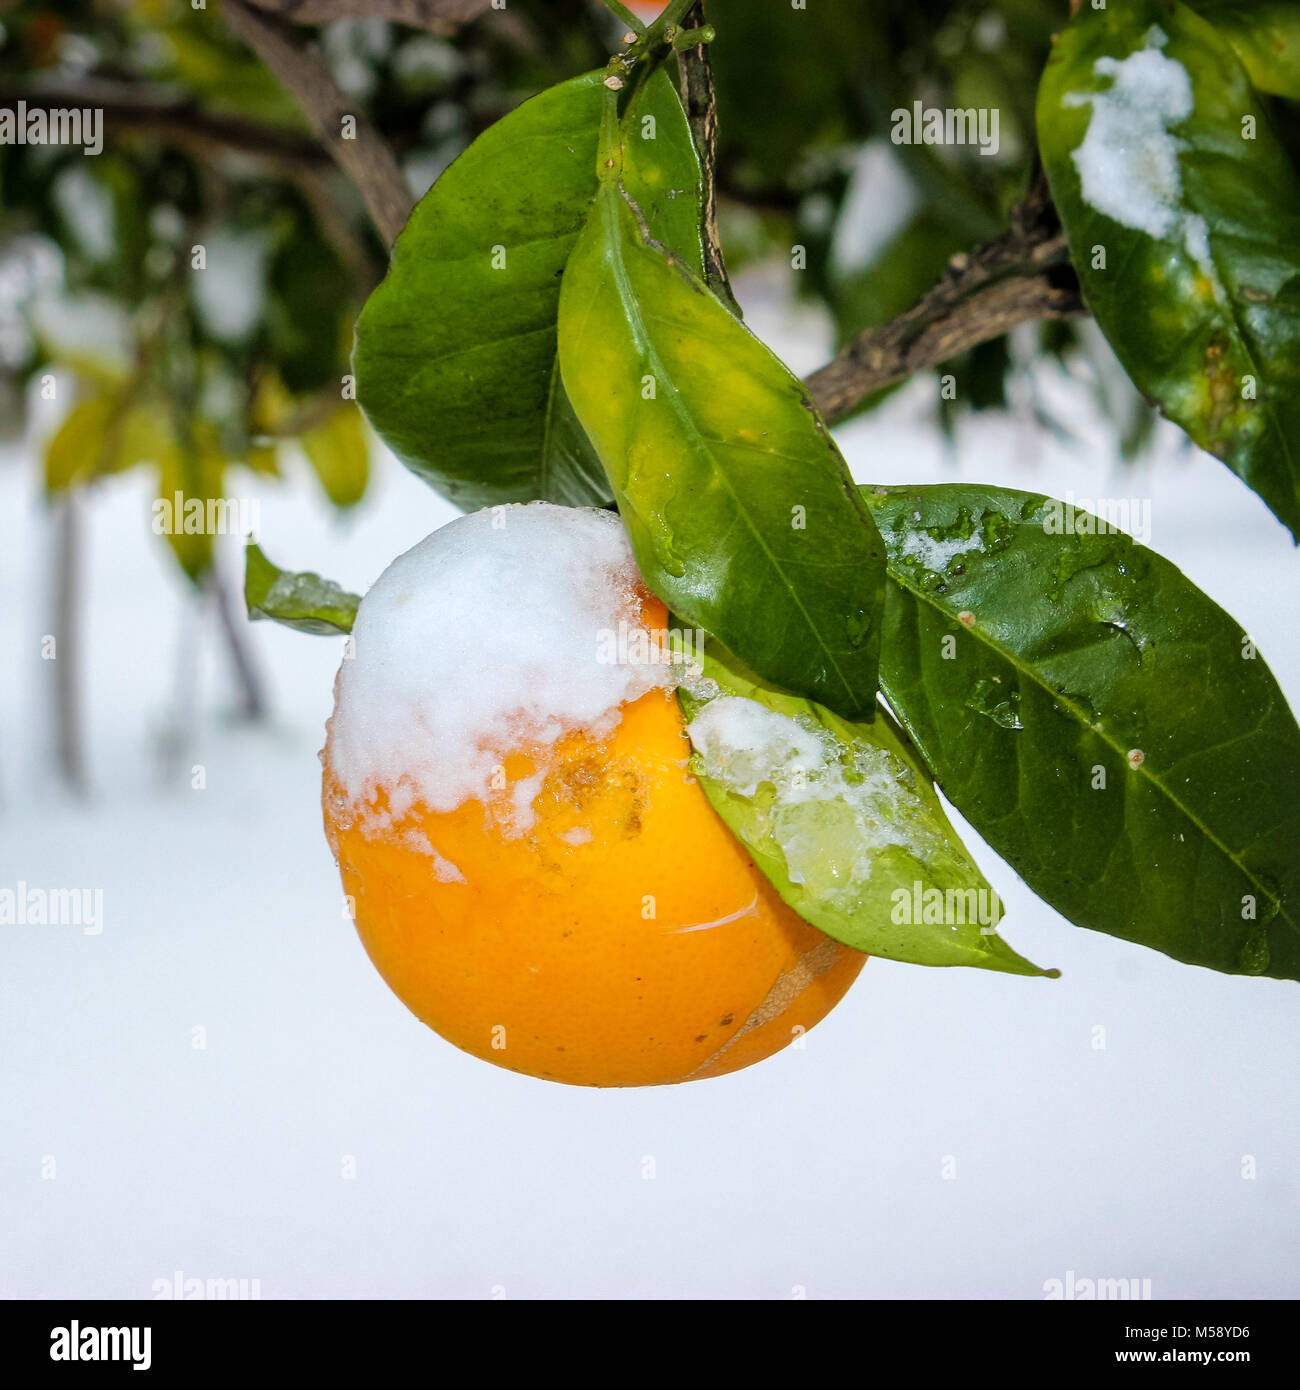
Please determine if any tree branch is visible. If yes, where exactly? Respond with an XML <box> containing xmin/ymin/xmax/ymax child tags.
<box><xmin>675</xmin><ymin>3</ymin><xmax>737</xmax><ymax>312</ymax></box>
<box><xmin>805</xmin><ymin>182</ymin><xmax>1085</xmax><ymax>423</ymax></box>
<box><xmin>221</xmin><ymin>0</ymin><xmax>414</xmax><ymax>244</ymax></box>
<box><xmin>0</xmin><ymin>83</ymin><xmax>331</xmax><ymax>167</ymax></box>
<box><xmin>245</xmin><ymin>0</ymin><xmax>492</xmax><ymax>31</ymax></box>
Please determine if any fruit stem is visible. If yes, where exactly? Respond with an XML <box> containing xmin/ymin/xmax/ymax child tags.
<box><xmin>598</xmin><ymin>1</ymin><xmax>646</xmax><ymax>36</ymax></box>
<box><xmin>594</xmin><ymin>0</ymin><xmax>712</xmax><ymax>185</ymax></box>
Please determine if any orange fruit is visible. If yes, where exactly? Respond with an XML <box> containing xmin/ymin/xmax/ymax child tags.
<box><xmin>321</xmin><ymin>506</ymin><xmax>866</xmax><ymax>1087</ymax></box>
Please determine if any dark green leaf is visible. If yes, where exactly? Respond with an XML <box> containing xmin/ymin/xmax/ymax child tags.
<box><xmin>353</xmin><ymin>69</ymin><xmax>701</xmax><ymax>511</ymax></box>
<box><xmin>244</xmin><ymin>542</ymin><xmax>359</xmax><ymax>635</ymax></box>
<box><xmin>558</xmin><ymin>183</ymin><xmax>885</xmax><ymax>720</ymax></box>
<box><xmin>678</xmin><ymin>637</ymin><xmax>1054</xmax><ymax>976</ymax></box>
<box><xmin>266</xmin><ymin>221</ymin><xmax>349</xmax><ymax>395</ymax></box>
<box><xmin>706</xmin><ymin>0</ymin><xmax>874</xmax><ymax>184</ymax></box>
<box><xmin>1038</xmin><ymin>2</ymin><xmax>1300</xmax><ymax>538</ymax></box>
<box><xmin>863</xmin><ymin>482</ymin><xmax>1300</xmax><ymax>982</ymax></box>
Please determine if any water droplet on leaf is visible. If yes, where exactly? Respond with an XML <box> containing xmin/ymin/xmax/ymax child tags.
<box><xmin>1239</xmin><ymin>926</ymin><xmax>1270</xmax><ymax>976</ymax></box>
<box><xmin>966</xmin><ymin>678</ymin><xmax>1023</xmax><ymax>730</ymax></box>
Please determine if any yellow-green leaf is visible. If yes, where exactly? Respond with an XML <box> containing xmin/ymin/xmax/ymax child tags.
<box><xmin>558</xmin><ymin>184</ymin><xmax>886</xmax><ymax>720</ymax></box>
<box><xmin>155</xmin><ymin>433</ymin><xmax>224</xmax><ymax>584</ymax></box>
<box><xmin>301</xmin><ymin>406</ymin><xmax>368</xmax><ymax>510</ymax></box>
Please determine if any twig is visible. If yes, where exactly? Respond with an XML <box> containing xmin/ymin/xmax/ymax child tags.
<box><xmin>0</xmin><ymin>84</ymin><xmax>330</xmax><ymax>167</ymax></box>
<box><xmin>675</xmin><ymin>3</ymin><xmax>736</xmax><ymax>312</ymax></box>
<box><xmin>805</xmin><ymin>182</ymin><xmax>1084</xmax><ymax>423</ymax></box>
<box><xmin>221</xmin><ymin>0</ymin><xmax>414</xmax><ymax>244</ymax></box>
<box><xmin>245</xmin><ymin>0</ymin><xmax>492</xmax><ymax>31</ymax></box>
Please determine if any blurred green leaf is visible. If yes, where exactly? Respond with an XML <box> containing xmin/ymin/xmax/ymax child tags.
<box><xmin>156</xmin><ymin>427</ymin><xmax>224</xmax><ymax>584</ymax></box>
<box><xmin>266</xmin><ymin>223</ymin><xmax>350</xmax><ymax>395</ymax></box>
<box><xmin>45</xmin><ymin>395</ymin><xmax>178</xmax><ymax>494</ymax></box>
<box><xmin>245</xmin><ymin>441</ymin><xmax>281</xmax><ymax>478</ymax></box>
<box><xmin>707</xmin><ymin>0</ymin><xmax>874</xmax><ymax>184</ymax></box>
<box><xmin>45</xmin><ymin>397</ymin><xmax>119</xmax><ymax>494</ymax></box>
<box><xmin>301</xmin><ymin>405</ymin><xmax>369</xmax><ymax>510</ymax></box>
<box><xmin>1187</xmin><ymin>2</ymin><xmax>1300</xmax><ymax>97</ymax></box>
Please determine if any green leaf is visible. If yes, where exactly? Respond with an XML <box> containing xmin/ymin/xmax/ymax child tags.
<box><xmin>266</xmin><ymin>222</ymin><xmax>349</xmax><ymax>395</ymax></box>
<box><xmin>45</xmin><ymin>397</ymin><xmax>119</xmax><ymax>494</ymax></box>
<box><xmin>243</xmin><ymin>542</ymin><xmax>359</xmax><ymax>635</ymax></box>
<box><xmin>1038</xmin><ymin>3</ymin><xmax>1300</xmax><ymax>538</ymax></box>
<box><xmin>157</xmin><ymin>432</ymin><xmax>224</xmax><ymax>584</ymax></box>
<box><xmin>863</xmin><ymin>482</ymin><xmax>1300</xmax><ymax>982</ymax></box>
<box><xmin>558</xmin><ymin>183</ymin><xmax>885</xmax><ymax>720</ymax></box>
<box><xmin>1187</xmin><ymin>2</ymin><xmax>1300</xmax><ymax>98</ymax></box>
<box><xmin>353</xmin><ymin>69</ymin><xmax>701</xmax><ymax>511</ymax></box>
<box><xmin>301</xmin><ymin>404</ymin><xmax>368</xmax><ymax>510</ymax></box>
<box><xmin>706</xmin><ymin>0</ymin><xmax>875</xmax><ymax>184</ymax></box>
<box><xmin>678</xmin><ymin>638</ymin><xmax>1054</xmax><ymax>976</ymax></box>
<box><xmin>45</xmin><ymin>397</ymin><xmax>177</xmax><ymax>494</ymax></box>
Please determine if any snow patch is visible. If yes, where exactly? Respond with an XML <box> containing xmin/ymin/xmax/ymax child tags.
<box><xmin>686</xmin><ymin>696</ymin><xmax>944</xmax><ymax>900</ymax></box>
<box><xmin>1064</xmin><ymin>25</ymin><xmax>1223</xmax><ymax>296</ymax></box>
<box><xmin>327</xmin><ymin>502</ymin><xmax>673</xmax><ymax>835</ymax></box>
<box><xmin>898</xmin><ymin>525</ymin><xmax>985</xmax><ymax>574</ymax></box>
<box><xmin>829</xmin><ymin>140</ymin><xmax>919</xmax><ymax>278</ymax></box>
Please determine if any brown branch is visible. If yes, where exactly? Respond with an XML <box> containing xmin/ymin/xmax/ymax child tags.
<box><xmin>805</xmin><ymin>183</ymin><xmax>1085</xmax><ymax>423</ymax></box>
<box><xmin>0</xmin><ymin>84</ymin><xmax>330</xmax><ymax>167</ymax></box>
<box><xmin>675</xmin><ymin>4</ymin><xmax>736</xmax><ymax>312</ymax></box>
<box><xmin>221</xmin><ymin>0</ymin><xmax>414</xmax><ymax>244</ymax></box>
<box><xmin>245</xmin><ymin>0</ymin><xmax>492</xmax><ymax>31</ymax></box>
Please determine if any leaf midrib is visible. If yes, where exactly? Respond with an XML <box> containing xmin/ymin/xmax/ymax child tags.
<box><xmin>593</xmin><ymin>185</ymin><xmax>864</xmax><ymax>712</ymax></box>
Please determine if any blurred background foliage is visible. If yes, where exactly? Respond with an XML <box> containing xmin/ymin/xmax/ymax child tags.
<box><xmin>1</xmin><ymin>0</ymin><xmax>1162</xmax><ymax>563</ymax></box>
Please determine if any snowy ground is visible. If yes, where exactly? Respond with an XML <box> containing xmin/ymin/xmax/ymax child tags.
<box><xmin>2</xmin><ymin>270</ymin><xmax>1298</xmax><ymax>1299</ymax></box>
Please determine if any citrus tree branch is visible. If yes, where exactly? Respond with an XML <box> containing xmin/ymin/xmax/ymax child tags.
<box><xmin>805</xmin><ymin>182</ymin><xmax>1085</xmax><ymax>423</ymax></box>
<box><xmin>244</xmin><ymin>0</ymin><xmax>492</xmax><ymax>30</ymax></box>
<box><xmin>221</xmin><ymin>0</ymin><xmax>414</xmax><ymax>244</ymax></box>
<box><xmin>675</xmin><ymin>3</ymin><xmax>736</xmax><ymax>311</ymax></box>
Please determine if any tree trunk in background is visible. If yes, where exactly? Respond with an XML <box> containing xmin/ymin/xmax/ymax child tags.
<box><xmin>51</xmin><ymin>493</ymin><xmax>86</xmax><ymax>793</ymax></box>
<box><xmin>207</xmin><ymin>562</ymin><xmax>267</xmax><ymax>723</ymax></box>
